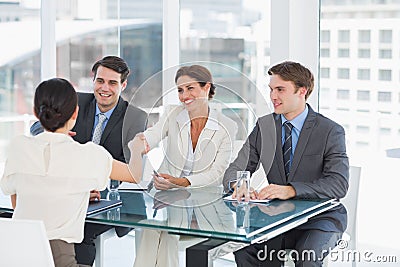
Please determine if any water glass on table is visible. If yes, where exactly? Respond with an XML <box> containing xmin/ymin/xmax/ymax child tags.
<box><xmin>236</xmin><ymin>171</ymin><xmax>250</xmax><ymax>202</ymax></box>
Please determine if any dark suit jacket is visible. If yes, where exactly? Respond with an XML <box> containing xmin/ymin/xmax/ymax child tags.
<box><xmin>31</xmin><ymin>92</ymin><xmax>147</xmax><ymax>162</ymax></box>
<box><xmin>223</xmin><ymin>105</ymin><xmax>349</xmax><ymax>233</ymax></box>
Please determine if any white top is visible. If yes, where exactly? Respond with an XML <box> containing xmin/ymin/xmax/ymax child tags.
<box><xmin>0</xmin><ymin>132</ymin><xmax>112</xmax><ymax>243</ymax></box>
<box><xmin>177</xmin><ymin>108</ymin><xmax>221</xmax><ymax>178</ymax></box>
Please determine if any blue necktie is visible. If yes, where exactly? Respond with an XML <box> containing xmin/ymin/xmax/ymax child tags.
<box><xmin>92</xmin><ymin>113</ymin><xmax>107</xmax><ymax>144</ymax></box>
<box><xmin>283</xmin><ymin>122</ymin><xmax>293</xmax><ymax>178</ymax></box>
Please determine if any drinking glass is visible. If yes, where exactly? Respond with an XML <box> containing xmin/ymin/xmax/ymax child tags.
<box><xmin>236</xmin><ymin>171</ymin><xmax>250</xmax><ymax>202</ymax></box>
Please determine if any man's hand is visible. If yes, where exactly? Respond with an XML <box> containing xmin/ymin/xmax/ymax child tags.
<box><xmin>232</xmin><ymin>185</ymin><xmax>258</xmax><ymax>202</ymax></box>
<box><xmin>256</xmin><ymin>184</ymin><xmax>296</xmax><ymax>200</ymax></box>
<box><xmin>89</xmin><ymin>190</ymin><xmax>101</xmax><ymax>201</ymax></box>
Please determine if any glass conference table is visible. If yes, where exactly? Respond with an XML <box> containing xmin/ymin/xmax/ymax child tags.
<box><xmin>0</xmin><ymin>188</ymin><xmax>339</xmax><ymax>267</ymax></box>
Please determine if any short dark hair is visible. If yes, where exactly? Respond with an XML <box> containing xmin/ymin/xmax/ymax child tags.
<box><xmin>268</xmin><ymin>61</ymin><xmax>314</xmax><ymax>100</ymax></box>
<box><xmin>34</xmin><ymin>78</ymin><xmax>77</xmax><ymax>132</ymax></box>
<box><xmin>175</xmin><ymin>65</ymin><xmax>216</xmax><ymax>100</ymax></box>
<box><xmin>92</xmin><ymin>56</ymin><xmax>130</xmax><ymax>83</ymax></box>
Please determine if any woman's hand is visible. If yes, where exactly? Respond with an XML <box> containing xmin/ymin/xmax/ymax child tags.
<box><xmin>128</xmin><ymin>132</ymin><xmax>150</xmax><ymax>155</ymax></box>
<box><xmin>154</xmin><ymin>173</ymin><xmax>190</xmax><ymax>190</ymax></box>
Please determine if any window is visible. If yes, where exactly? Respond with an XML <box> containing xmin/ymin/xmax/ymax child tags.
<box><xmin>379</xmin><ymin>49</ymin><xmax>392</xmax><ymax>59</ymax></box>
<box><xmin>320</xmin><ymin>68</ymin><xmax>330</xmax><ymax>78</ymax></box>
<box><xmin>357</xmin><ymin>90</ymin><xmax>370</xmax><ymax>101</ymax></box>
<box><xmin>358</xmin><ymin>30</ymin><xmax>370</xmax><ymax>43</ymax></box>
<box><xmin>356</xmin><ymin>126</ymin><xmax>370</xmax><ymax>134</ymax></box>
<box><xmin>379</xmin><ymin>70</ymin><xmax>392</xmax><ymax>81</ymax></box>
<box><xmin>321</xmin><ymin>30</ymin><xmax>330</xmax><ymax>42</ymax></box>
<box><xmin>338</xmin><ymin>30</ymin><xmax>350</xmax><ymax>43</ymax></box>
<box><xmin>356</xmin><ymin>141</ymin><xmax>369</xmax><ymax>148</ymax></box>
<box><xmin>378</xmin><ymin>91</ymin><xmax>392</xmax><ymax>102</ymax></box>
<box><xmin>357</xmin><ymin>69</ymin><xmax>370</xmax><ymax>80</ymax></box>
<box><xmin>379</xmin><ymin>30</ymin><xmax>392</xmax><ymax>43</ymax></box>
<box><xmin>337</xmin><ymin>89</ymin><xmax>350</xmax><ymax>100</ymax></box>
<box><xmin>338</xmin><ymin>48</ymin><xmax>350</xmax><ymax>57</ymax></box>
<box><xmin>180</xmin><ymin>0</ymin><xmax>271</xmax><ymax>139</ymax></box>
<box><xmin>337</xmin><ymin>68</ymin><xmax>350</xmax><ymax>79</ymax></box>
<box><xmin>321</xmin><ymin>48</ymin><xmax>330</xmax><ymax>57</ymax></box>
<box><xmin>379</xmin><ymin>128</ymin><xmax>391</xmax><ymax>135</ymax></box>
<box><xmin>320</xmin><ymin>87</ymin><xmax>330</xmax><ymax>99</ymax></box>
<box><xmin>358</xmin><ymin>48</ymin><xmax>370</xmax><ymax>58</ymax></box>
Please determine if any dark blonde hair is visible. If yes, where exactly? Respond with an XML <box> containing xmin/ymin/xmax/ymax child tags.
<box><xmin>175</xmin><ymin>65</ymin><xmax>216</xmax><ymax>100</ymax></box>
<box><xmin>268</xmin><ymin>61</ymin><xmax>314</xmax><ymax>100</ymax></box>
<box><xmin>34</xmin><ymin>78</ymin><xmax>77</xmax><ymax>132</ymax></box>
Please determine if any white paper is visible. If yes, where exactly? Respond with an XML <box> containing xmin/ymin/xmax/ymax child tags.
<box><xmin>223</xmin><ymin>195</ymin><xmax>271</xmax><ymax>203</ymax></box>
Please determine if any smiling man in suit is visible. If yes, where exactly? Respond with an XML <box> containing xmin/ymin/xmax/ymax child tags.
<box><xmin>223</xmin><ymin>61</ymin><xmax>349</xmax><ymax>267</ymax></box>
<box><xmin>30</xmin><ymin>56</ymin><xmax>147</xmax><ymax>266</ymax></box>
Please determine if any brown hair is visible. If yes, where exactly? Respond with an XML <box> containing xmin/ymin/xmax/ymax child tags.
<box><xmin>175</xmin><ymin>65</ymin><xmax>216</xmax><ymax>100</ymax></box>
<box><xmin>268</xmin><ymin>61</ymin><xmax>314</xmax><ymax>100</ymax></box>
<box><xmin>92</xmin><ymin>56</ymin><xmax>130</xmax><ymax>83</ymax></box>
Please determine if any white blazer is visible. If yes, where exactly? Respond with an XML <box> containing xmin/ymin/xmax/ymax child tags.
<box><xmin>144</xmin><ymin>105</ymin><xmax>237</xmax><ymax>188</ymax></box>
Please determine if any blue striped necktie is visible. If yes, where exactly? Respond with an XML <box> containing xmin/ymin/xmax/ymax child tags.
<box><xmin>283</xmin><ymin>122</ymin><xmax>293</xmax><ymax>178</ymax></box>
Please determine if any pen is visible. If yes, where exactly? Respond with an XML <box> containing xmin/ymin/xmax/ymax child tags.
<box><xmin>147</xmin><ymin>170</ymin><xmax>159</xmax><ymax>192</ymax></box>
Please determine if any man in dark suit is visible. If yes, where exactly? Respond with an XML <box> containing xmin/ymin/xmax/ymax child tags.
<box><xmin>223</xmin><ymin>61</ymin><xmax>349</xmax><ymax>267</ymax></box>
<box><xmin>31</xmin><ymin>56</ymin><xmax>147</xmax><ymax>266</ymax></box>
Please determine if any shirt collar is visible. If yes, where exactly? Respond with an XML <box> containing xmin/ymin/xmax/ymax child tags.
<box><xmin>281</xmin><ymin>105</ymin><xmax>309</xmax><ymax>131</ymax></box>
<box><xmin>176</xmin><ymin>107</ymin><xmax>219</xmax><ymax>130</ymax></box>
<box><xmin>95</xmin><ymin>104</ymin><xmax>115</xmax><ymax>120</ymax></box>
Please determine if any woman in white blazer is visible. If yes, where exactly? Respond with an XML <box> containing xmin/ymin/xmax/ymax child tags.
<box><xmin>131</xmin><ymin>65</ymin><xmax>237</xmax><ymax>267</ymax></box>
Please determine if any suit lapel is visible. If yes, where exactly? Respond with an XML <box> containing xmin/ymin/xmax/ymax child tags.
<box><xmin>288</xmin><ymin>107</ymin><xmax>316</xmax><ymax>182</ymax></box>
<box><xmin>176</xmin><ymin>111</ymin><xmax>190</xmax><ymax>174</ymax></box>
<box><xmin>85</xmin><ymin>99</ymin><xmax>96</xmax><ymax>141</ymax></box>
<box><xmin>100</xmin><ymin>98</ymin><xmax>124</xmax><ymax>144</ymax></box>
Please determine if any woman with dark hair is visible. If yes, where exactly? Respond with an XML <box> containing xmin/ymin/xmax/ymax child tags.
<box><xmin>0</xmin><ymin>78</ymin><xmax>140</xmax><ymax>267</ymax></box>
<box><xmin>130</xmin><ymin>65</ymin><xmax>237</xmax><ymax>267</ymax></box>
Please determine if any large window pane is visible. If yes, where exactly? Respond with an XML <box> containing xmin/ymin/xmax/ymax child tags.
<box><xmin>320</xmin><ymin>0</ymin><xmax>400</xmax><ymax>254</ymax></box>
<box><xmin>56</xmin><ymin>0</ymin><xmax>162</xmax><ymax>109</ymax></box>
<box><xmin>179</xmin><ymin>0</ymin><xmax>271</xmax><ymax>139</ymax></box>
<box><xmin>0</xmin><ymin>1</ymin><xmax>41</xmax><ymax>161</ymax></box>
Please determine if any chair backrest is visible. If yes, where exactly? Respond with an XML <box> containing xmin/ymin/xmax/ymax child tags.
<box><xmin>0</xmin><ymin>218</ymin><xmax>55</xmax><ymax>267</ymax></box>
<box><xmin>341</xmin><ymin>165</ymin><xmax>361</xmax><ymax>249</ymax></box>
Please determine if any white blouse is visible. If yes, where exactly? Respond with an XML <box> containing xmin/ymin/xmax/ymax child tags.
<box><xmin>0</xmin><ymin>132</ymin><xmax>112</xmax><ymax>243</ymax></box>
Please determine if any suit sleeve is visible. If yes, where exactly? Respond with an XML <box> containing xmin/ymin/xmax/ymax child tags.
<box><xmin>290</xmin><ymin>124</ymin><xmax>349</xmax><ymax>199</ymax></box>
<box><xmin>30</xmin><ymin>121</ymin><xmax>44</xmax><ymax>136</ymax></box>
<box><xmin>222</xmin><ymin>121</ymin><xmax>261</xmax><ymax>192</ymax></box>
<box><xmin>143</xmin><ymin>106</ymin><xmax>173</xmax><ymax>149</ymax></box>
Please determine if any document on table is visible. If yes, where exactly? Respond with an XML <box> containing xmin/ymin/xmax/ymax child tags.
<box><xmin>223</xmin><ymin>195</ymin><xmax>271</xmax><ymax>203</ymax></box>
<box><xmin>118</xmin><ymin>180</ymin><xmax>153</xmax><ymax>191</ymax></box>
<box><xmin>87</xmin><ymin>199</ymin><xmax>122</xmax><ymax>215</ymax></box>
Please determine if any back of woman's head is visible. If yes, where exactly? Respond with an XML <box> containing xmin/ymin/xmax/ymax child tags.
<box><xmin>34</xmin><ymin>78</ymin><xmax>77</xmax><ymax>132</ymax></box>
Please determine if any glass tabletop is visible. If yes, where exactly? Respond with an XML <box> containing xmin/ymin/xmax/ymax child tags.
<box><xmin>86</xmin><ymin>188</ymin><xmax>338</xmax><ymax>243</ymax></box>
